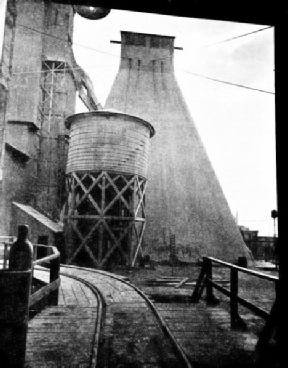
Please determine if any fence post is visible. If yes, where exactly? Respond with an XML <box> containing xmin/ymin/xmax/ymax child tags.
<box><xmin>230</xmin><ymin>266</ymin><xmax>247</xmax><ymax>330</ymax></box>
<box><xmin>3</xmin><ymin>242</ymin><xmax>8</xmax><ymax>269</ymax></box>
<box><xmin>205</xmin><ymin>258</ymin><xmax>219</xmax><ymax>305</ymax></box>
<box><xmin>49</xmin><ymin>255</ymin><xmax>60</xmax><ymax>306</ymax></box>
<box><xmin>0</xmin><ymin>270</ymin><xmax>32</xmax><ymax>367</ymax></box>
<box><xmin>170</xmin><ymin>234</ymin><xmax>176</xmax><ymax>275</ymax></box>
<box><xmin>230</xmin><ymin>267</ymin><xmax>239</xmax><ymax>328</ymax></box>
<box><xmin>191</xmin><ymin>257</ymin><xmax>207</xmax><ymax>302</ymax></box>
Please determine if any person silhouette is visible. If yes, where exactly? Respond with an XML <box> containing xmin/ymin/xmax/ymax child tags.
<box><xmin>9</xmin><ymin>224</ymin><xmax>33</xmax><ymax>271</ymax></box>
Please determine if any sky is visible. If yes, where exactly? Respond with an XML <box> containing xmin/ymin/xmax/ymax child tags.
<box><xmin>72</xmin><ymin>9</ymin><xmax>277</xmax><ymax>237</ymax></box>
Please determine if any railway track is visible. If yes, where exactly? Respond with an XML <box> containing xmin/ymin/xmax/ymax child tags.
<box><xmin>26</xmin><ymin>265</ymin><xmax>192</xmax><ymax>367</ymax></box>
<box><xmin>58</xmin><ymin>270</ymin><xmax>104</xmax><ymax>368</ymax></box>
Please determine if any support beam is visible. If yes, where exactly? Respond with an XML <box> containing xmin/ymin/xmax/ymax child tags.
<box><xmin>65</xmin><ymin>171</ymin><xmax>147</xmax><ymax>268</ymax></box>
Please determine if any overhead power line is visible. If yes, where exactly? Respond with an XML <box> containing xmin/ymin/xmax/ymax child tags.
<box><xmin>179</xmin><ymin>69</ymin><xmax>275</xmax><ymax>95</ymax></box>
<box><xmin>18</xmin><ymin>22</ymin><xmax>273</xmax><ymax>61</ymax></box>
<box><xmin>17</xmin><ymin>23</ymin><xmax>120</xmax><ymax>59</ymax></box>
<box><xmin>202</xmin><ymin>25</ymin><xmax>273</xmax><ymax>49</ymax></box>
<box><xmin>15</xmin><ymin>23</ymin><xmax>275</xmax><ymax>95</ymax></box>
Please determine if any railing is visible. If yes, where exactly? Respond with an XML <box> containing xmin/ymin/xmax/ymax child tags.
<box><xmin>191</xmin><ymin>257</ymin><xmax>278</xmax><ymax>332</ymax></box>
<box><xmin>30</xmin><ymin>244</ymin><xmax>61</xmax><ymax>307</ymax></box>
<box><xmin>0</xmin><ymin>236</ymin><xmax>16</xmax><ymax>269</ymax></box>
<box><xmin>0</xmin><ymin>241</ymin><xmax>61</xmax><ymax>366</ymax></box>
<box><xmin>1</xmin><ymin>241</ymin><xmax>61</xmax><ymax>307</ymax></box>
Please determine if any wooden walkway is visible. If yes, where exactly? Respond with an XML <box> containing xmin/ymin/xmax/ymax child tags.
<box><xmin>156</xmin><ymin>302</ymin><xmax>258</xmax><ymax>367</ymax></box>
<box><xmin>24</xmin><ymin>265</ymin><xmax>273</xmax><ymax>368</ymax></box>
<box><xmin>25</xmin><ymin>266</ymin><xmax>188</xmax><ymax>368</ymax></box>
<box><xmin>25</xmin><ymin>269</ymin><xmax>101</xmax><ymax>367</ymax></box>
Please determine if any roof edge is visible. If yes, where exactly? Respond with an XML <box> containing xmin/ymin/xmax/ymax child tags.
<box><xmin>65</xmin><ymin>109</ymin><xmax>155</xmax><ymax>137</ymax></box>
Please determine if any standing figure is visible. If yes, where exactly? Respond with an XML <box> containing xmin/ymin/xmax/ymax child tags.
<box><xmin>9</xmin><ymin>225</ymin><xmax>33</xmax><ymax>270</ymax></box>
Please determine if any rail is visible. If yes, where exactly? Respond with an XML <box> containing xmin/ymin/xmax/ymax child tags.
<box><xmin>191</xmin><ymin>257</ymin><xmax>278</xmax><ymax>329</ymax></box>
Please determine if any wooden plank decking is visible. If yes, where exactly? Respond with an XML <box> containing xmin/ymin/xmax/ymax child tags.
<box><xmin>25</xmin><ymin>270</ymin><xmax>100</xmax><ymax>367</ymax></box>
<box><xmin>23</xmin><ymin>265</ymin><xmax>275</xmax><ymax>367</ymax></box>
<box><xmin>25</xmin><ymin>266</ymin><xmax>186</xmax><ymax>367</ymax></box>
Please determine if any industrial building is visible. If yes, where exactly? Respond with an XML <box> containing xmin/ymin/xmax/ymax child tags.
<box><xmin>105</xmin><ymin>31</ymin><xmax>250</xmax><ymax>263</ymax></box>
<box><xmin>1</xmin><ymin>1</ymin><xmax>251</xmax><ymax>267</ymax></box>
<box><xmin>0</xmin><ymin>0</ymin><xmax>100</xmax><ymax>247</ymax></box>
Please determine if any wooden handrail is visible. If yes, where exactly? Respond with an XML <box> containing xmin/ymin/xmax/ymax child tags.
<box><xmin>0</xmin><ymin>240</ymin><xmax>61</xmax><ymax>366</ymax></box>
<box><xmin>207</xmin><ymin>257</ymin><xmax>279</xmax><ymax>282</ymax></box>
<box><xmin>2</xmin><ymin>242</ymin><xmax>60</xmax><ymax>267</ymax></box>
<box><xmin>2</xmin><ymin>241</ymin><xmax>61</xmax><ymax>307</ymax></box>
<box><xmin>33</xmin><ymin>246</ymin><xmax>60</xmax><ymax>266</ymax></box>
<box><xmin>192</xmin><ymin>257</ymin><xmax>278</xmax><ymax>324</ymax></box>
<box><xmin>191</xmin><ymin>256</ymin><xmax>278</xmax><ymax>348</ymax></box>
<box><xmin>0</xmin><ymin>236</ymin><xmax>15</xmax><ymax>241</ymax></box>
<box><xmin>30</xmin><ymin>244</ymin><xmax>61</xmax><ymax>307</ymax></box>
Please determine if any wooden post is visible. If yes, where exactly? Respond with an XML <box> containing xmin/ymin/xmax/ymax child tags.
<box><xmin>230</xmin><ymin>265</ymin><xmax>247</xmax><ymax>330</ymax></box>
<box><xmin>230</xmin><ymin>267</ymin><xmax>239</xmax><ymax>328</ymax></box>
<box><xmin>170</xmin><ymin>234</ymin><xmax>176</xmax><ymax>275</ymax></box>
<box><xmin>0</xmin><ymin>270</ymin><xmax>32</xmax><ymax>367</ymax></box>
<box><xmin>204</xmin><ymin>257</ymin><xmax>219</xmax><ymax>305</ymax></box>
<box><xmin>191</xmin><ymin>257</ymin><xmax>209</xmax><ymax>302</ymax></box>
<box><xmin>3</xmin><ymin>242</ymin><xmax>9</xmax><ymax>269</ymax></box>
<box><xmin>205</xmin><ymin>258</ymin><xmax>214</xmax><ymax>303</ymax></box>
<box><xmin>49</xmin><ymin>256</ymin><xmax>60</xmax><ymax>306</ymax></box>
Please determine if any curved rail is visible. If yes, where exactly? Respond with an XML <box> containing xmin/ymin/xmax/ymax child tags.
<box><xmin>62</xmin><ymin>264</ymin><xmax>192</xmax><ymax>368</ymax></box>
<box><xmin>59</xmin><ymin>271</ymin><xmax>105</xmax><ymax>368</ymax></box>
<box><xmin>33</xmin><ymin>265</ymin><xmax>105</xmax><ymax>368</ymax></box>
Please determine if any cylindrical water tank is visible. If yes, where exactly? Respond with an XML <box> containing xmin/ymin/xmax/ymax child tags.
<box><xmin>65</xmin><ymin>110</ymin><xmax>155</xmax><ymax>179</ymax></box>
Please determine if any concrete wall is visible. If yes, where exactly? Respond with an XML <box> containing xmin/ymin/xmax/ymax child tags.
<box><xmin>10</xmin><ymin>204</ymin><xmax>55</xmax><ymax>244</ymax></box>
<box><xmin>0</xmin><ymin>0</ymin><xmax>76</xmax><ymax>235</ymax></box>
<box><xmin>0</xmin><ymin>0</ymin><xmax>16</xmax><ymax>168</ymax></box>
<box><xmin>10</xmin><ymin>203</ymin><xmax>66</xmax><ymax>260</ymax></box>
<box><xmin>1</xmin><ymin>149</ymin><xmax>34</xmax><ymax>232</ymax></box>
<box><xmin>105</xmin><ymin>31</ymin><xmax>251</xmax><ymax>264</ymax></box>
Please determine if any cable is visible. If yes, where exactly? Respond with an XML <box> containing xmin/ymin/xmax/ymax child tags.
<box><xmin>11</xmin><ymin>63</ymin><xmax>275</xmax><ymax>96</ymax></box>
<box><xmin>179</xmin><ymin>69</ymin><xmax>275</xmax><ymax>95</ymax></box>
<box><xmin>17</xmin><ymin>23</ymin><xmax>120</xmax><ymax>59</ymax></box>
<box><xmin>18</xmin><ymin>22</ymin><xmax>273</xmax><ymax>63</ymax></box>
<box><xmin>15</xmin><ymin>23</ymin><xmax>275</xmax><ymax>95</ymax></box>
<box><xmin>202</xmin><ymin>26</ymin><xmax>273</xmax><ymax>49</ymax></box>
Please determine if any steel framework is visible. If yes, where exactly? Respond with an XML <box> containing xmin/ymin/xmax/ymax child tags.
<box><xmin>35</xmin><ymin>60</ymin><xmax>68</xmax><ymax>217</ymax></box>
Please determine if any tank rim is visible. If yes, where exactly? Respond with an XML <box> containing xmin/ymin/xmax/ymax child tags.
<box><xmin>65</xmin><ymin>109</ymin><xmax>155</xmax><ymax>138</ymax></box>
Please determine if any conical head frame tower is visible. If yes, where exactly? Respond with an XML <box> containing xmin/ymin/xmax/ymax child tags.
<box><xmin>105</xmin><ymin>31</ymin><xmax>251</xmax><ymax>263</ymax></box>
